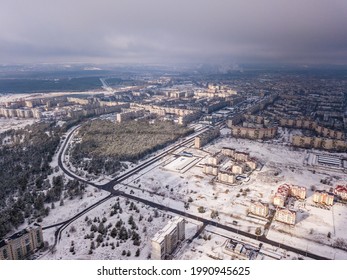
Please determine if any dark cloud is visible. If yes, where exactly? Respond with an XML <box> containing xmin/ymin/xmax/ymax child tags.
<box><xmin>1</xmin><ymin>0</ymin><xmax>347</xmax><ymax>65</ymax></box>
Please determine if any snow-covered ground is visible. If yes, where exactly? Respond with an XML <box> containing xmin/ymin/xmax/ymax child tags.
<box><xmin>0</xmin><ymin>117</ymin><xmax>36</xmax><ymax>133</ymax></box>
<box><xmin>41</xmin><ymin>196</ymin><xmax>198</xmax><ymax>260</ymax></box>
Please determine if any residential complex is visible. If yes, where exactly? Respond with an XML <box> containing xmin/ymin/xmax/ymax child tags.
<box><xmin>202</xmin><ymin>147</ymin><xmax>257</xmax><ymax>185</ymax></box>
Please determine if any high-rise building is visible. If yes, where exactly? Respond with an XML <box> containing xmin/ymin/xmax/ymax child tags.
<box><xmin>0</xmin><ymin>223</ymin><xmax>43</xmax><ymax>260</ymax></box>
<box><xmin>151</xmin><ymin>216</ymin><xmax>185</xmax><ymax>260</ymax></box>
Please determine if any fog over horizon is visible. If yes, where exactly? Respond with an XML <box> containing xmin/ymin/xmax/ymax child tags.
<box><xmin>1</xmin><ymin>0</ymin><xmax>347</xmax><ymax>66</ymax></box>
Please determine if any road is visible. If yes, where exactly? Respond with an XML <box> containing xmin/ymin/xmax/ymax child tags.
<box><xmin>52</xmin><ymin>123</ymin><xmax>330</xmax><ymax>260</ymax></box>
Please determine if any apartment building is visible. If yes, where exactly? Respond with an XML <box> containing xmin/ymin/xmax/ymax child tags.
<box><xmin>217</xmin><ymin>170</ymin><xmax>235</xmax><ymax>184</ymax></box>
<box><xmin>274</xmin><ymin>208</ymin><xmax>296</xmax><ymax>225</ymax></box>
<box><xmin>151</xmin><ymin>216</ymin><xmax>185</xmax><ymax>260</ymax></box>
<box><xmin>0</xmin><ymin>224</ymin><xmax>43</xmax><ymax>260</ymax></box>
<box><xmin>249</xmin><ymin>201</ymin><xmax>269</xmax><ymax>218</ymax></box>
<box><xmin>221</xmin><ymin>147</ymin><xmax>235</xmax><ymax>157</ymax></box>
<box><xmin>313</xmin><ymin>190</ymin><xmax>334</xmax><ymax>206</ymax></box>
<box><xmin>273</xmin><ymin>194</ymin><xmax>286</xmax><ymax>208</ymax></box>
<box><xmin>292</xmin><ymin>135</ymin><xmax>347</xmax><ymax>151</ymax></box>
<box><xmin>231</xmin><ymin>164</ymin><xmax>245</xmax><ymax>175</ymax></box>
<box><xmin>279</xmin><ymin>118</ymin><xmax>344</xmax><ymax>140</ymax></box>
<box><xmin>229</xmin><ymin>125</ymin><xmax>278</xmax><ymax>140</ymax></box>
<box><xmin>207</xmin><ymin>152</ymin><xmax>225</xmax><ymax>165</ymax></box>
<box><xmin>246</xmin><ymin>160</ymin><xmax>257</xmax><ymax>170</ymax></box>
<box><xmin>273</xmin><ymin>184</ymin><xmax>290</xmax><ymax>207</ymax></box>
<box><xmin>203</xmin><ymin>164</ymin><xmax>219</xmax><ymax>176</ymax></box>
<box><xmin>116</xmin><ymin>109</ymin><xmax>145</xmax><ymax>123</ymax></box>
<box><xmin>234</xmin><ymin>151</ymin><xmax>250</xmax><ymax>162</ymax></box>
<box><xmin>194</xmin><ymin>127</ymin><xmax>220</xmax><ymax>149</ymax></box>
<box><xmin>334</xmin><ymin>185</ymin><xmax>347</xmax><ymax>200</ymax></box>
<box><xmin>290</xmin><ymin>185</ymin><xmax>306</xmax><ymax>200</ymax></box>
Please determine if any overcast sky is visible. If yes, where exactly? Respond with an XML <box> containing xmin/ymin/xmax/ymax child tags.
<box><xmin>1</xmin><ymin>0</ymin><xmax>347</xmax><ymax>65</ymax></box>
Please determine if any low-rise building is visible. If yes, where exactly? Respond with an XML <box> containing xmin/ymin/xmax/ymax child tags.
<box><xmin>290</xmin><ymin>185</ymin><xmax>306</xmax><ymax>200</ymax></box>
<box><xmin>203</xmin><ymin>164</ymin><xmax>219</xmax><ymax>176</ymax></box>
<box><xmin>280</xmin><ymin>118</ymin><xmax>344</xmax><ymax>140</ymax></box>
<box><xmin>273</xmin><ymin>194</ymin><xmax>286</xmax><ymax>208</ymax></box>
<box><xmin>217</xmin><ymin>170</ymin><xmax>235</xmax><ymax>184</ymax></box>
<box><xmin>234</xmin><ymin>152</ymin><xmax>250</xmax><ymax>162</ymax></box>
<box><xmin>249</xmin><ymin>201</ymin><xmax>269</xmax><ymax>218</ymax></box>
<box><xmin>292</xmin><ymin>135</ymin><xmax>347</xmax><ymax>152</ymax></box>
<box><xmin>313</xmin><ymin>190</ymin><xmax>334</xmax><ymax>206</ymax></box>
<box><xmin>229</xmin><ymin>125</ymin><xmax>277</xmax><ymax>140</ymax></box>
<box><xmin>231</xmin><ymin>164</ymin><xmax>245</xmax><ymax>175</ymax></box>
<box><xmin>334</xmin><ymin>185</ymin><xmax>347</xmax><ymax>200</ymax></box>
<box><xmin>221</xmin><ymin>147</ymin><xmax>235</xmax><ymax>157</ymax></box>
<box><xmin>207</xmin><ymin>152</ymin><xmax>225</xmax><ymax>165</ymax></box>
<box><xmin>274</xmin><ymin>208</ymin><xmax>296</xmax><ymax>225</ymax></box>
<box><xmin>246</xmin><ymin>160</ymin><xmax>257</xmax><ymax>170</ymax></box>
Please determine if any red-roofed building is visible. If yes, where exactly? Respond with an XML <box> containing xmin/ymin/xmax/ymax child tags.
<box><xmin>277</xmin><ymin>184</ymin><xmax>290</xmax><ymax>197</ymax></box>
<box><xmin>334</xmin><ymin>185</ymin><xmax>347</xmax><ymax>201</ymax></box>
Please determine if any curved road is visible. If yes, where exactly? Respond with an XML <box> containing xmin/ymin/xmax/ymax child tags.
<box><xmin>53</xmin><ymin>124</ymin><xmax>330</xmax><ymax>260</ymax></box>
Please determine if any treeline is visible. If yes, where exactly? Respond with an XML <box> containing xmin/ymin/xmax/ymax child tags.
<box><xmin>0</xmin><ymin>121</ymin><xmax>83</xmax><ymax>239</ymax></box>
<box><xmin>70</xmin><ymin>119</ymin><xmax>193</xmax><ymax>176</ymax></box>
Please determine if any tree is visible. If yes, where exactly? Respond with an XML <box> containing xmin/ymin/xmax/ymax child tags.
<box><xmin>154</xmin><ymin>210</ymin><xmax>159</xmax><ymax>218</ymax></box>
<box><xmin>98</xmin><ymin>222</ymin><xmax>105</xmax><ymax>234</ymax></box>
<box><xmin>198</xmin><ymin>206</ymin><xmax>205</xmax><ymax>213</ymax></box>
<box><xmin>110</xmin><ymin>228</ymin><xmax>117</xmax><ymax>238</ymax></box>
<box><xmin>96</xmin><ymin>234</ymin><xmax>103</xmax><ymax>244</ymax></box>
<box><xmin>115</xmin><ymin>220</ymin><xmax>122</xmax><ymax>228</ymax></box>
<box><xmin>90</xmin><ymin>224</ymin><xmax>97</xmax><ymax>232</ymax></box>
<box><xmin>119</xmin><ymin>226</ymin><xmax>128</xmax><ymax>240</ymax></box>
<box><xmin>255</xmin><ymin>227</ymin><xmax>262</xmax><ymax>236</ymax></box>
<box><xmin>210</xmin><ymin>210</ymin><xmax>218</xmax><ymax>219</ymax></box>
<box><xmin>135</xmin><ymin>248</ymin><xmax>140</xmax><ymax>257</ymax></box>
